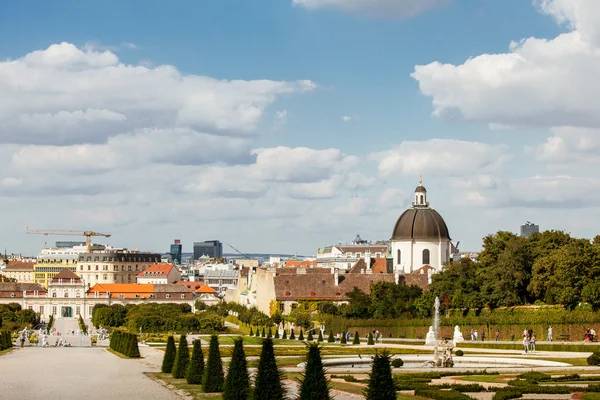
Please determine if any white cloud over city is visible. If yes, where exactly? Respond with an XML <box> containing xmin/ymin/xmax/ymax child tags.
<box><xmin>292</xmin><ymin>0</ymin><xmax>450</xmax><ymax>18</ymax></box>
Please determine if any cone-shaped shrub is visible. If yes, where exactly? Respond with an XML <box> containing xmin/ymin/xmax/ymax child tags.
<box><xmin>261</xmin><ymin>327</ymin><xmax>266</xmax><ymax>337</ymax></box>
<box><xmin>299</xmin><ymin>329</ymin><xmax>304</xmax><ymax>341</ymax></box>
<box><xmin>128</xmin><ymin>334</ymin><xmax>141</xmax><ymax>358</ymax></box>
<box><xmin>364</xmin><ymin>352</ymin><xmax>396</xmax><ymax>400</ymax></box>
<box><xmin>327</xmin><ymin>330</ymin><xmax>335</xmax><ymax>343</ymax></box>
<box><xmin>367</xmin><ymin>332</ymin><xmax>374</xmax><ymax>345</ymax></box>
<box><xmin>341</xmin><ymin>333</ymin><xmax>347</xmax><ymax>344</ymax></box>
<box><xmin>253</xmin><ymin>338</ymin><xmax>286</xmax><ymax>400</ymax></box>
<box><xmin>249</xmin><ymin>327</ymin><xmax>254</xmax><ymax>336</ymax></box>
<box><xmin>307</xmin><ymin>331</ymin><xmax>314</xmax><ymax>342</ymax></box>
<box><xmin>353</xmin><ymin>331</ymin><xmax>360</xmax><ymax>345</ymax></box>
<box><xmin>274</xmin><ymin>328</ymin><xmax>280</xmax><ymax>339</ymax></box>
<box><xmin>203</xmin><ymin>334</ymin><xmax>225</xmax><ymax>392</ymax></box>
<box><xmin>267</xmin><ymin>327</ymin><xmax>272</xmax><ymax>338</ymax></box>
<box><xmin>255</xmin><ymin>327</ymin><xmax>261</xmax><ymax>337</ymax></box>
<box><xmin>317</xmin><ymin>330</ymin><xmax>323</xmax><ymax>342</ymax></box>
<box><xmin>162</xmin><ymin>336</ymin><xmax>177</xmax><ymax>373</ymax></box>
<box><xmin>186</xmin><ymin>339</ymin><xmax>204</xmax><ymax>384</ymax></box>
<box><xmin>172</xmin><ymin>334</ymin><xmax>190</xmax><ymax>379</ymax></box>
<box><xmin>282</xmin><ymin>330</ymin><xmax>287</xmax><ymax>340</ymax></box>
<box><xmin>223</xmin><ymin>337</ymin><xmax>250</xmax><ymax>400</ymax></box>
<box><xmin>298</xmin><ymin>343</ymin><xmax>331</xmax><ymax>400</ymax></box>
<box><xmin>290</xmin><ymin>329</ymin><xmax>295</xmax><ymax>340</ymax></box>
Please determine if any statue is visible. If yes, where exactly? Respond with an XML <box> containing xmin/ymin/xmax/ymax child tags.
<box><xmin>453</xmin><ymin>325</ymin><xmax>464</xmax><ymax>345</ymax></box>
<box><xmin>425</xmin><ymin>326</ymin><xmax>437</xmax><ymax>346</ymax></box>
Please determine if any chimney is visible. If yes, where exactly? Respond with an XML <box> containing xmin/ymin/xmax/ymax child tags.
<box><xmin>365</xmin><ymin>250</ymin><xmax>372</xmax><ymax>269</ymax></box>
<box><xmin>334</xmin><ymin>268</ymin><xmax>339</xmax><ymax>286</ymax></box>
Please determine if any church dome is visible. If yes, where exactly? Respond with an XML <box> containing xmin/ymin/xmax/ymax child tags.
<box><xmin>391</xmin><ymin>183</ymin><xmax>451</xmax><ymax>241</ymax></box>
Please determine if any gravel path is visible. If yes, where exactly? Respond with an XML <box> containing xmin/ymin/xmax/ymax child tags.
<box><xmin>0</xmin><ymin>347</ymin><xmax>180</xmax><ymax>400</ymax></box>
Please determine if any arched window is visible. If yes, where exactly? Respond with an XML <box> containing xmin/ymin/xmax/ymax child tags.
<box><xmin>397</xmin><ymin>249</ymin><xmax>401</xmax><ymax>264</ymax></box>
<box><xmin>76</xmin><ymin>291</ymin><xmax>81</xmax><ymax>298</ymax></box>
<box><xmin>420</xmin><ymin>195</ymin><xmax>424</xmax><ymax>205</ymax></box>
<box><xmin>52</xmin><ymin>292</ymin><xmax>57</xmax><ymax>298</ymax></box>
<box><xmin>64</xmin><ymin>292</ymin><xmax>69</xmax><ymax>298</ymax></box>
<box><xmin>422</xmin><ymin>249</ymin><xmax>430</xmax><ymax>265</ymax></box>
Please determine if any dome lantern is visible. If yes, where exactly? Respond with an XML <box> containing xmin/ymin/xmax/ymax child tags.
<box><xmin>413</xmin><ymin>175</ymin><xmax>428</xmax><ymax>208</ymax></box>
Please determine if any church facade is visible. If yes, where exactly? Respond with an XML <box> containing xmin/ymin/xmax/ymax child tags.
<box><xmin>390</xmin><ymin>182</ymin><xmax>451</xmax><ymax>273</ymax></box>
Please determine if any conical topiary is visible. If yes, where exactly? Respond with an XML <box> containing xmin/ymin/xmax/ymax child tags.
<box><xmin>128</xmin><ymin>334</ymin><xmax>141</xmax><ymax>358</ymax></box>
<box><xmin>261</xmin><ymin>327</ymin><xmax>266</xmax><ymax>337</ymax></box>
<box><xmin>203</xmin><ymin>334</ymin><xmax>225</xmax><ymax>392</ymax></box>
<box><xmin>267</xmin><ymin>327</ymin><xmax>273</xmax><ymax>338</ymax></box>
<box><xmin>186</xmin><ymin>339</ymin><xmax>204</xmax><ymax>384</ymax></box>
<box><xmin>364</xmin><ymin>352</ymin><xmax>396</xmax><ymax>400</ymax></box>
<box><xmin>282</xmin><ymin>329</ymin><xmax>287</xmax><ymax>339</ymax></box>
<box><xmin>162</xmin><ymin>336</ymin><xmax>177</xmax><ymax>373</ymax></box>
<box><xmin>255</xmin><ymin>327</ymin><xmax>261</xmax><ymax>337</ymax></box>
<box><xmin>172</xmin><ymin>334</ymin><xmax>190</xmax><ymax>379</ymax></box>
<box><xmin>299</xmin><ymin>329</ymin><xmax>304</xmax><ymax>341</ymax></box>
<box><xmin>317</xmin><ymin>330</ymin><xmax>323</xmax><ymax>342</ymax></box>
<box><xmin>290</xmin><ymin>329</ymin><xmax>295</xmax><ymax>340</ymax></box>
<box><xmin>274</xmin><ymin>328</ymin><xmax>279</xmax><ymax>339</ymax></box>
<box><xmin>341</xmin><ymin>333</ymin><xmax>347</xmax><ymax>344</ymax></box>
<box><xmin>298</xmin><ymin>342</ymin><xmax>331</xmax><ymax>400</ymax></box>
<box><xmin>307</xmin><ymin>330</ymin><xmax>314</xmax><ymax>342</ymax></box>
<box><xmin>353</xmin><ymin>331</ymin><xmax>360</xmax><ymax>345</ymax></box>
<box><xmin>223</xmin><ymin>337</ymin><xmax>250</xmax><ymax>400</ymax></box>
<box><xmin>328</xmin><ymin>330</ymin><xmax>335</xmax><ymax>343</ymax></box>
<box><xmin>253</xmin><ymin>338</ymin><xmax>286</xmax><ymax>400</ymax></box>
<box><xmin>368</xmin><ymin>332</ymin><xmax>374</xmax><ymax>345</ymax></box>
<box><xmin>249</xmin><ymin>327</ymin><xmax>254</xmax><ymax>336</ymax></box>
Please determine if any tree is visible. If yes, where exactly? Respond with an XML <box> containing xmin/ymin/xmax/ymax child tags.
<box><xmin>343</xmin><ymin>287</ymin><xmax>372</xmax><ymax>318</ymax></box>
<box><xmin>223</xmin><ymin>337</ymin><xmax>250</xmax><ymax>400</ymax></box>
<box><xmin>172</xmin><ymin>334</ymin><xmax>189</xmax><ymax>379</ymax></box>
<box><xmin>253</xmin><ymin>338</ymin><xmax>286</xmax><ymax>400</ymax></box>
<box><xmin>299</xmin><ymin>329</ymin><xmax>304</xmax><ymax>341</ymax></box>
<box><xmin>282</xmin><ymin>329</ymin><xmax>287</xmax><ymax>339</ymax></box>
<box><xmin>307</xmin><ymin>330</ymin><xmax>314</xmax><ymax>341</ymax></box>
<box><xmin>290</xmin><ymin>329</ymin><xmax>295</xmax><ymax>340</ymax></box>
<box><xmin>364</xmin><ymin>352</ymin><xmax>396</xmax><ymax>400</ymax></box>
<box><xmin>203</xmin><ymin>334</ymin><xmax>225</xmax><ymax>392</ymax></box>
<box><xmin>249</xmin><ymin>327</ymin><xmax>253</xmax><ymax>336</ymax></box>
<box><xmin>255</xmin><ymin>327</ymin><xmax>261</xmax><ymax>337</ymax></box>
<box><xmin>327</xmin><ymin>330</ymin><xmax>335</xmax><ymax>343</ymax></box>
<box><xmin>341</xmin><ymin>333</ymin><xmax>347</xmax><ymax>344</ymax></box>
<box><xmin>267</xmin><ymin>327</ymin><xmax>273</xmax><ymax>338</ymax></box>
<box><xmin>186</xmin><ymin>339</ymin><xmax>204</xmax><ymax>384</ymax></box>
<box><xmin>317</xmin><ymin>330</ymin><xmax>324</xmax><ymax>342</ymax></box>
<box><xmin>353</xmin><ymin>331</ymin><xmax>360</xmax><ymax>345</ymax></box>
<box><xmin>261</xmin><ymin>327</ymin><xmax>266</xmax><ymax>337</ymax></box>
<box><xmin>298</xmin><ymin>343</ymin><xmax>331</xmax><ymax>400</ymax></box>
<box><xmin>367</xmin><ymin>332</ymin><xmax>374</xmax><ymax>345</ymax></box>
<box><xmin>274</xmin><ymin>328</ymin><xmax>280</xmax><ymax>339</ymax></box>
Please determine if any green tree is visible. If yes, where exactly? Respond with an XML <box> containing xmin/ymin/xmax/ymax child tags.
<box><xmin>364</xmin><ymin>352</ymin><xmax>396</xmax><ymax>400</ymax></box>
<box><xmin>274</xmin><ymin>328</ymin><xmax>279</xmax><ymax>339</ymax></box>
<box><xmin>261</xmin><ymin>327</ymin><xmax>266</xmax><ymax>337</ymax></box>
<box><xmin>203</xmin><ymin>334</ymin><xmax>225</xmax><ymax>392</ymax></box>
<box><xmin>353</xmin><ymin>331</ymin><xmax>360</xmax><ymax>345</ymax></box>
<box><xmin>186</xmin><ymin>339</ymin><xmax>204</xmax><ymax>384</ymax></box>
<box><xmin>267</xmin><ymin>327</ymin><xmax>273</xmax><ymax>338</ymax></box>
<box><xmin>327</xmin><ymin>330</ymin><xmax>335</xmax><ymax>343</ymax></box>
<box><xmin>253</xmin><ymin>338</ymin><xmax>286</xmax><ymax>400</ymax></box>
<box><xmin>172</xmin><ymin>334</ymin><xmax>189</xmax><ymax>379</ymax></box>
<box><xmin>343</xmin><ymin>287</ymin><xmax>372</xmax><ymax>318</ymax></box>
<box><xmin>298</xmin><ymin>343</ymin><xmax>331</xmax><ymax>400</ymax></box>
<box><xmin>223</xmin><ymin>337</ymin><xmax>250</xmax><ymax>400</ymax></box>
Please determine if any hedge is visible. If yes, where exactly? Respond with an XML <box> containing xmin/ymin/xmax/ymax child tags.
<box><xmin>109</xmin><ymin>331</ymin><xmax>140</xmax><ymax>358</ymax></box>
<box><xmin>0</xmin><ymin>331</ymin><xmax>12</xmax><ymax>350</ymax></box>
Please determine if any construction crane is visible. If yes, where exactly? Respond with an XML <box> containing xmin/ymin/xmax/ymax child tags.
<box><xmin>225</xmin><ymin>242</ymin><xmax>254</xmax><ymax>260</ymax></box>
<box><xmin>25</xmin><ymin>228</ymin><xmax>111</xmax><ymax>252</ymax></box>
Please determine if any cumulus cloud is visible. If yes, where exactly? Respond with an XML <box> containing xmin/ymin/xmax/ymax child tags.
<box><xmin>292</xmin><ymin>0</ymin><xmax>450</xmax><ymax>18</ymax></box>
<box><xmin>535</xmin><ymin>0</ymin><xmax>600</xmax><ymax>46</ymax></box>
<box><xmin>534</xmin><ymin>126</ymin><xmax>600</xmax><ymax>167</ymax></box>
<box><xmin>341</xmin><ymin>115</ymin><xmax>351</xmax><ymax>122</ymax></box>
<box><xmin>371</xmin><ymin>139</ymin><xmax>508</xmax><ymax>177</ymax></box>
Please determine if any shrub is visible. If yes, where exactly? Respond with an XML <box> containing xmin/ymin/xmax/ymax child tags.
<box><xmin>328</xmin><ymin>330</ymin><xmax>335</xmax><ymax>343</ymax></box>
<box><xmin>261</xmin><ymin>327</ymin><xmax>266</xmax><ymax>337</ymax></box>
<box><xmin>290</xmin><ymin>329</ymin><xmax>295</xmax><ymax>340</ymax></box>
<box><xmin>455</xmin><ymin>349</ymin><xmax>464</xmax><ymax>356</ymax></box>
<box><xmin>274</xmin><ymin>328</ymin><xmax>279</xmax><ymax>339</ymax></box>
<box><xmin>353</xmin><ymin>331</ymin><xmax>360</xmax><ymax>345</ymax></box>
<box><xmin>367</xmin><ymin>332</ymin><xmax>374</xmax><ymax>345</ymax></box>
<box><xmin>203</xmin><ymin>335</ymin><xmax>225</xmax><ymax>392</ymax></box>
<box><xmin>341</xmin><ymin>333</ymin><xmax>347</xmax><ymax>344</ymax></box>
<box><xmin>299</xmin><ymin>329</ymin><xmax>304</xmax><ymax>341</ymax></box>
<box><xmin>186</xmin><ymin>339</ymin><xmax>204</xmax><ymax>385</ymax></box>
<box><xmin>492</xmin><ymin>389</ymin><xmax>523</xmax><ymax>400</ymax></box>
<box><xmin>317</xmin><ymin>330</ymin><xmax>323</xmax><ymax>342</ymax></box>
<box><xmin>249</xmin><ymin>327</ymin><xmax>254</xmax><ymax>336</ymax></box>
<box><xmin>128</xmin><ymin>334</ymin><xmax>140</xmax><ymax>358</ymax></box>
<box><xmin>517</xmin><ymin>372</ymin><xmax>550</xmax><ymax>382</ymax></box>
<box><xmin>365</xmin><ymin>352</ymin><xmax>396</xmax><ymax>400</ymax></box>
<box><xmin>223</xmin><ymin>337</ymin><xmax>250</xmax><ymax>400</ymax></box>
<box><xmin>161</xmin><ymin>336</ymin><xmax>176</xmax><ymax>373</ymax></box>
<box><xmin>267</xmin><ymin>327</ymin><xmax>272</xmax><ymax>338</ymax></box>
<box><xmin>298</xmin><ymin>342</ymin><xmax>331</xmax><ymax>400</ymax></box>
<box><xmin>414</xmin><ymin>389</ymin><xmax>471</xmax><ymax>399</ymax></box>
<box><xmin>253</xmin><ymin>338</ymin><xmax>286</xmax><ymax>400</ymax></box>
<box><xmin>307</xmin><ymin>331</ymin><xmax>314</xmax><ymax>342</ymax></box>
<box><xmin>589</xmin><ymin>352</ymin><xmax>600</xmax><ymax>366</ymax></box>
<box><xmin>282</xmin><ymin>329</ymin><xmax>287</xmax><ymax>339</ymax></box>
<box><xmin>172</xmin><ymin>334</ymin><xmax>189</xmax><ymax>379</ymax></box>
<box><xmin>391</xmin><ymin>358</ymin><xmax>404</xmax><ymax>368</ymax></box>
<box><xmin>255</xmin><ymin>327</ymin><xmax>260</xmax><ymax>337</ymax></box>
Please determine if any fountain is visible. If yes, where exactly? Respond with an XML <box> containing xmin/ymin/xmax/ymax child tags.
<box><xmin>453</xmin><ymin>325</ymin><xmax>464</xmax><ymax>345</ymax></box>
<box><xmin>424</xmin><ymin>296</ymin><xmax>441</xmax><ymax>346</ymax></box>
<box><xmin>422</xmin><ymin>296</ymin><xmax>454</xmax><ymax>367</ymax></box>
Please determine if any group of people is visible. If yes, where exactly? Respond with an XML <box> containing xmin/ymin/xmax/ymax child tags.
<box><xmin>469</xmin><ymin>328</ymin><xmax>487</xmax><ymax>341</ymax></box>
<box><xmin>585</xmin><ymin>328</ymin><xmax>596</xmax><ymax>342</ymax></box>
<box><xmin>523</xmin><ymin>329</ymin><xmax>536</xmax><ymax>353</ymax></box>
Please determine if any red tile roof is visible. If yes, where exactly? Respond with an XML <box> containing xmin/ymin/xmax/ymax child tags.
<box><xmin>196</xmin><ymin>285</ymin><xmax>217</xmax><ymax>294</ymax></box>
<box><xmin>137</xmin><ymin>263</ymin><xmax>173</xmax><ymax>277</ymax></box>
<box><xmin>284</xmin><ymin>260</ymin><xmax>317</xmax><ymax>268</ymax></box>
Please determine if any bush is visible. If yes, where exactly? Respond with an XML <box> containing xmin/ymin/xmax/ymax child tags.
<box><xmin>253</xmin><ymin>338</ymin><xmax>286</xmax><ymax>400</ymax></box>
<box><xmin>517</xmin><ymin>372</ymin><xmax>550</xmax><ymax>382</ymax></box>
<box><xmin>161</xmin><ymin>336</ymin><xmax>176</xmax><ymax>373</ymax></box>
<box><xmin>249</xmin><ymin>327</ymin><xmax>254</xmax><ymax>336</ymax></box>
<box><xmin>223</xmin><ymin>337</ymin><xmax>250</xmax><ymax>400</ymax></box>
<box><xmin>327</xmin><ymin>330</ymin><xmax>335</xmax><ymax>343</ymax></box>
<box><xmin>365</xmin><ymin>352</ymin><xmax>396</xmax><ymax>400</ymax></box>
<box><xmin>307</xmin><ymin>331</ymin><xmax>314</xmax><ymax>341</ymax></box>
<box><xmin>290</xmin><ymin>329</ymin><xmax>295</xmax><ymax>340</ymax></box>
<box><xmin>299</xmin><ymin>329</ymin><xmax>304</xmax><ymax>341</ymax></box>
<box><xmin>109</xmin><ymin>331</ymin><xmax>140</xmax><ymax>358</ymax></box>
<box><xmin>317</xmin><ymin>330</ymin><xmax>323</xmax><ymax>342</ymax></box>
<box><xmin>492</xmin><ymin>389</ymin><xmax>523</xmax><ymax>400</ymax></box>
<box><xmin>274</xmin><ymin>328</ymin><xmax>279</xmax><ymax>339</ymax></box>
<box><xmin>203</xmin><ymin>335</ymin><xmax>225</xmax><ymax>392</ymax></box>
<box><xmin>341</xmin><ymin>333</ymin><xmax>347</xmax><ymax>344</ymax></box>
<box><xmin>0</xmin><ymin>331</ymin><xmax>12</xmax><ymax>350</ymax></box>
<box><xmin>298</xmin><ymin>342</ymin><xmax>331</xmax><ymax>400</ymax></box>
<box><xmin>282</xmin><ymin>329</ymin><xmax>287</xmax><ymax>339</ymax></box>
<box><xmin>172</xmin><ymin>334</ymin><xmax>189</xmax><ymax>379</ymax></box>
<box><xmin>455</xmin><ymin>349</ymin><xmax>464</xmax><ymax>356</ymax></box>
<box><xmin>588</xmin><ymin>352</ymin><xmax>600</xmax><ymax>366</ymax></box>
<box><xmin>391</xmin><ymin>358</ymin><xmax>404</xmax><ymax>368</ymax></box>
<box><xmin>261</xmin><ymin>327</ymin><xmax>266</xmax><ymax>338</ymax></box>
<box><xmin>267</xmin><ymin>327</ymin><xmax>272</xmax><ymax>338</ymax></box>
<box><xmin>367</xmin><ymin>332</ymin><xmax>374</xmax><ymax>345</ymax></box>
<box><xmin>353</xmin><ymin>331</ymin><xmax>360</xmax><ymax>345</ymax></box>
<box><xmin>414</xmin><ymin>389</ymin><xmax>471</xmax><ymax>399</ymax></box>
<box><xmin>186</xmin><ymin>339</ymin><xmax>204</xmax><ymax>384</ymax></box>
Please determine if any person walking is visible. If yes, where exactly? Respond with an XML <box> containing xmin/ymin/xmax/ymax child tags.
<box><xmin>495</xmin><ymin>329</ymin><xmax>500</xmax><ymax>341</ymax></box>
<box><xmin>530</xmin><ymin>334</ymin><xmax>536</xmax><ymax>352</ymax></box>
<box><xmin>19</xmin><ymin>330</ymin><xmax>26</xmax><ymax>347</ymax></box>
<box><xmin>547</xmin><ymin>326</ymin><xmax>553</xmax><ymax>342</ymax></box>
<box><xmin>523</xmin><ymin>335</ymin><xmax>529</xmax><ymax>354</ymax></box>
<box><xmin>481</xmin><ymin>329</ymin><xmax>486</xmax><ymax>342</ymax></box>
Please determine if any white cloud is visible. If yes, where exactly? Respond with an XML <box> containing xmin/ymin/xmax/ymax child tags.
<box><xmin>293</xmin><ymin>0</ymin><xmax>450</xmax><ymax>18</ymax></box>
<box><xmin>371</xmin><ymin>139</ymin><xmax>508</xmax><ymax>177</ymax></box>
<box><xmin>378</xmin><ymin>188</ymin><xmax>407</xmax><ymax>209</ymax></box>
<box><xmin>0</xmin><ymin>177</ymin><xmax>22</xmax><ymax>189</ymax></box>
<box><xmin>535</xmin><ymin>126</ymin><xmax>600</xmax><ymax>167</ymax></box>
<box><xmin>535</xmin><ymin>0</ymin><xmax>600</xmax><ymax>46</ymax></box>
<box><xmin>341</xmin><ymin>115</ymin><xmax>351</xmax><ymax>122</ymax></box>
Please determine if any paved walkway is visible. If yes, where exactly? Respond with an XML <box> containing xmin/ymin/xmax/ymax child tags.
<box><xmin>0</xmin><ymin>347</ymin><xmax>179</xmax><ymax>400</ymax></box>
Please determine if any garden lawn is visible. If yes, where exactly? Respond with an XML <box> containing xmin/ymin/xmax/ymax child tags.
<box><xmin>150</xmin><ymin>373</ymin><xmax>222</xmax><ymax>399</ymax></box>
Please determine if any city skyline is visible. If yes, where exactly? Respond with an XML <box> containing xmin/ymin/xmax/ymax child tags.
<box><xmin>1</xmin><ymin>1</ymin><xmax>598</xmax><ymax>256</ymax></box>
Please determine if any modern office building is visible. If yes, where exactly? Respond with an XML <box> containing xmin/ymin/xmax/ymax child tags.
<box><xmin>193</xmin><ymin>240</ymin><xmax>223</xmax><ymax>260</ymax></box>
<box><xmin>55</xmin><ymin>241</ymin><xmax>86</xmax><ymax>249</ymax></box>
<box><xmin>520</xmin><ymin>221</ymin><xmax>540</xmax><ymax>238</ymax></box>
<box><xmin>170</xmin><ymin>239</ymin><xmax>182</xmax><ymax>265</ymax></box>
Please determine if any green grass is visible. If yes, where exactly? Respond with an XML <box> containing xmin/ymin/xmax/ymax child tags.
<box><xmin>149</xmin><ymin>373</ymin><xmax>222</xmax><ymax>399</ymax></box>
<box><xmin>106</xmin><ymin>348</ymin><xmax>142</xmax><ymax>359</ymax></box>
<box><xmin>460</xmin><ymin>375</ymin><xmax>512</xmax><ymax>384</ymax></box>
<box><xmin>0</xmin><ymin>347</ymin><xmax>14</xmax><ymax>357</ymax></box>
<box><xmin>581</xmin><ymin>394</ymin><xmax>600</xmax><ymax>400</ymax></box>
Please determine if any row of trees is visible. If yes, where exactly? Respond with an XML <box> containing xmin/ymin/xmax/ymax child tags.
<box><xmin>92</xmin><ymin>303</ymin><xmax>224</xmax><ymax>333</ymax></box>
<box><xmin>109</xmin><ymin>331</ymin><xmax>140</xmax><ymax>358</ymax></box>
<box><xmin>0</xmin><ymin>303</ymin><xmax>39</xmax><ymax>329</ymax></box>
<box><xmin>161</xmin><ymin>334</ymin><xmax>397</xmax><ymax>399</ymax></box>
<box><xmin>0</xmin><ymin>331</ymin><xmax>12</xmax><ymax>350</ymax></box>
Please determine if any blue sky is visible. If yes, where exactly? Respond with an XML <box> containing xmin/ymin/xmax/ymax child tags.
<box><xmin>1</xmin><ymin>0</ymin><xmax>599</xmax><ymax>256</ymax></box>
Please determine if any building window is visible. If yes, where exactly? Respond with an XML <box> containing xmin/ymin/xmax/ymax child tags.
<box><xmin>52</xmin><ymin>306</ymin><xmax>57</xmax><ymax>315</ymax></box>
<box><xmin>103</xmin><ymin>274</ymin><xmax>107</xmax><ymax>281</ymax></box>
<box><xmin>89</xmin><ymin>306</ymin><xmax>93</xmax><ymax>315</ymax></box>
<box><xmin>420</xmin><ymin>195</ymin><xmax>424</xmax><ymax>205</ymax></box>
<box><xmin>279</xmin><ymin>303</ymin><xmax>284</xmax><ymax>312</ymax></box>
<box><xmin>52</xmin><ymin>292</ymin><xmax>57</xmax><ymax>298</ymax></box>
<box><xmin>166</xmin><ymin>294</ymin><xmax>170</xmax><ymax>299</ymax></box>
<box><xmin>76</xmin><ymin>291</ymin><xmax>81</xmax><ymax>298</ymax></box>
<box><xmin>40</xmin><ymin>306</ymin><xmax>44</xmax><ymax>315</ymax></box>
<box><xmin>29</xmin><ymin>306</ymin><xmax>33</xmax><ymax>310</ymax></box>
<box><xmin>64</xmin><ymin>292</ymin><xmax>69</xmax><ymax>298</ymax></box>
<box><xmin>76</xmin><ymin>306</ymin><xmax>80</xmax><ymax>316</ymax></box>
<box><xmin>422</xmin><ymin>249</ymin><xmax>430</xmax><ymax>265</ymax></box>
<box><xmin>397</xmin><ymin>249</ymin><xmax>401</xmax><ymax>264</ymax></box>
<box><xmin>180</xmin><ymin>294</ymin><xmax>185</xmax><ymax>299</ymax></box>
<box><xmin>10</xmin><ymin>293</ymin><xmax>15</xmax><ymax>298</ymax></box>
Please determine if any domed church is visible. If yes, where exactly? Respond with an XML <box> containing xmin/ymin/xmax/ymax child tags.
<box><xmin>390</xmin><ymin>180</ymin><xmax>451</xmax><ymax>273</ymax></box>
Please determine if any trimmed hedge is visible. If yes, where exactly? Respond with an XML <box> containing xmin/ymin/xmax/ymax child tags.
<box><xmin>0</xmin><ymin>331</ymin><xmax>13</xmax><ymax>350</ymax></box>
<box><xmin>109</xmin><ymin>331</ymin><xmax>140</xmax><ymax>358</ymax></box>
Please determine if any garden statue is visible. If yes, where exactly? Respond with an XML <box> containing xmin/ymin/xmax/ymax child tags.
<box><xmin>425</xmin><ymin>326</ymin><xmax>437</xmax><ymax>345</ymax></box>
<box><xmin>453</xmin><ymin>325</ymin><xmax>464</xmax><ymax>344</ymax></box>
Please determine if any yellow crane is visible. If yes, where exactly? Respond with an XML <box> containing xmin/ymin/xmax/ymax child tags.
<box><xmin>25</xmin><ymin>228</ymin><xmax>111</xmax><ymax>252</ymax></box>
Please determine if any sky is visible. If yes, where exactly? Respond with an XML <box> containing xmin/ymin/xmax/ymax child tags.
<box><xmin>1</xmin><ymin>0</ymin><xmax>599</xmax><ymax>256</ymax></box>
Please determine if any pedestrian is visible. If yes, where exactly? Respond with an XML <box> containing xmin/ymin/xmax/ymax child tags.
<box><xmin>470</xmin><ymin>329</ymin><xmax>475</xmax><ymax>341</ymax></box>
<box><xmin>496</xmin><ymin>330</ymin><xmax>500</xmax><ymax>341</ymax></box>
<box><xmin>481</xmin><ymin>329</ymin><xmax>486</xmax><ymax>342</ymax></box>
<box><xmin>530</xmin><ymin>334</ymin><xmax>536</xmax><ymax>352</ymax></box>
<box><xmin>19</xmin><ymin>330</ymin><xmax>26</xmax><ymax>347</ymax></box>
<box><xmin>474</xmin><ymin>330</ymin><xmax>478</xmax><ymax>342</ymax></box>
<box><xmin>547</xmin><ymin>326</ymin><xmax>553</xmax><ymax>342</ymax></box>
<box><xmin>523</xmin><ymin>335</ymin><xmax>529</xmax><ymax>354</ymax></box>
